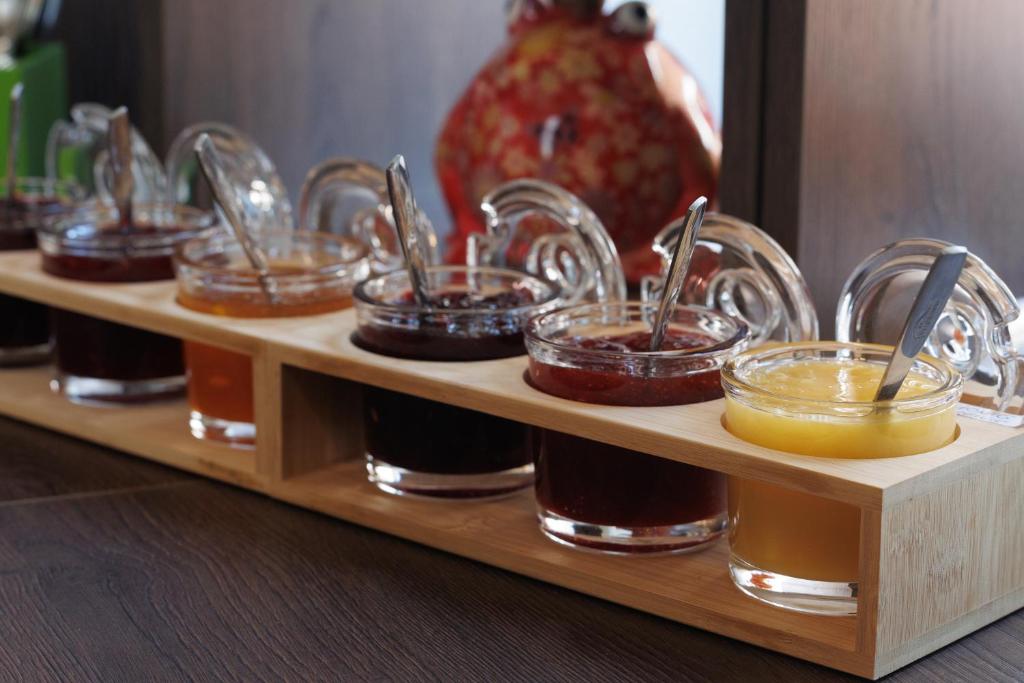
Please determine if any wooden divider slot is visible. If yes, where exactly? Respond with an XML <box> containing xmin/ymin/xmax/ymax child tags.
<box><xmin>278</xmin><ymin>365</ymin><xmax>365</xmax><ymax>480</ymax></box>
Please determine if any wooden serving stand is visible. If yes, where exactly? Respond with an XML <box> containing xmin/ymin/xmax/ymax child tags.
<box><xmin>1</xmin><ymin>248</ymin><xmax>1022</xmax><ymax>679</ymax></box>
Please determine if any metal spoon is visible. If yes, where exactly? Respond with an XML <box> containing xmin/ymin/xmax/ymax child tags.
<box><xmin>649</xmin><ymin>196</ymin><xmax>707</xmax><ymax>351</ymax></box>
<box><xmin>193</xmin><ymin>133</ymin><xmax>278</xmax><ymax>305</ymax></box>
<box><xmin>5</xmin><ymin>81</ymin><xmax>22</xmax><ymax>203</ymax></box>
<box><xmin>873</xmin><ymin>245</ymin><xmax>967</xmax><ymax>402</ymax></box>
<box><xmin>106</xmin><ymin>106</ymin><xmax>134</xmax><ymax>230</ymax></box>
<box><xmin>385</xmin><ymin>155</ymin><xmax>431</xmax><ymax>307</ymax></box>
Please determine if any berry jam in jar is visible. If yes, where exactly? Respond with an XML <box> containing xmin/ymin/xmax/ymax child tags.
<box><xmin>0</xmin><ymin>178</ymin><xmax>83</xmax><ymax>366</ymax></box>
<box><xmin>525</xmin><ymin>302</ymin><xmax>748</xmax><ymax>554</ymax></box>
<box><xmin>354</xmin><ymin>265</ymin><xmax>558</xmax><ymax>498</ymax></box>
<box><xmin>39</xmin><ymin>203</ymin><xmax>214</xmax><ymax>403</ymax></box>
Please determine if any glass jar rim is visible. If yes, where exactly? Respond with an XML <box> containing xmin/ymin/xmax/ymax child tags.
<box><xmin>721</xmin><ymin>340</ymin><xmax>964</xmax><ymax>410</ymax></box>
<box><xmin>42</xmin><ymin>201</ymin><xmax>215</xmax><ymax>249</ymax></box>
<box><xmin>175</xmin><ymin>227</ymin><xmax>370</xmax><ymax>279</ymax></box>
<box><xmin>526</xmin><ymin>301</ymin><xmax>750</xmax><ymax>361</ymax></box>
<box><xmin>354</xmin><ymin>264</ymin><xmax>560</xmax><ymax>316</ymax></box>
<box><xmin>2</xmin><ymin>176</ymin><xmax>87</xmax><ymax>200</ymax></box>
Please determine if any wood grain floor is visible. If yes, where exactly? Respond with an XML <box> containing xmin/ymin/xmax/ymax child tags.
<box><xmin>0</xmin><ymin>416</ymin><xmax>1021</xmax><ymax>681</ymax></box>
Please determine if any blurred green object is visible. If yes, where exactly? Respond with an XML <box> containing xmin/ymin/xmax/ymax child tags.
<box><xmin>0</xmin><ymin>41</ymin><xmax>66</xmax><ymax>177</ymax></box>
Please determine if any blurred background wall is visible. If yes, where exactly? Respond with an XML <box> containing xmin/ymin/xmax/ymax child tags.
<box><xmin>156</xmin><ymin>0</ymin><xmax>724</xmax><ymax>237</ymax></box>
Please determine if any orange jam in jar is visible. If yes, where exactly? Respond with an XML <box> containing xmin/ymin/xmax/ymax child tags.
<box><xmin>174</xmin><ymin>229</ymin><xmax>370</xmax><ymax>447</ymax></box>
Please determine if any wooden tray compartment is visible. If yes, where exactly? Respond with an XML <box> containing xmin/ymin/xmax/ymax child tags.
<box><xmin>0</xmin><ymin>249</ymin><xmax>1021</xmax><ymax>679</ymax></box>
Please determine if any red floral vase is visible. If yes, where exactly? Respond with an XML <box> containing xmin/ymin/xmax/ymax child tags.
<box><xmin>435</xmin><ymin>0</ymin><xmax>721</xmax><ymax>283</ymax></box>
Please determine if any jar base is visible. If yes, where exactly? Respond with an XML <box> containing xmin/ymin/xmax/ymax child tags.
<box><xmin>538</xmin><ymin>508</ymin><xmax>726</xmax><ymax>555</ymax></box>
<box><xmin>366</xmin><ymin>456</ymin><xmax>533</xmax><ymax>499</ymax></box>
<box><xmin>53</xmin><ymin>372</ymin><xmax>186</xmax><ymax>405</ymax></box>
<box><xmin>0</xmin><ymin>341</ymin><xmax>51</xmax><ymax>367</ymax></box>
<box><xmin>189</xmin><ymin>410</ymin><xmax>255</xmax><ymax>449</ymax></box>
<box><xmin>729</xmin><ymin>554</ymin><xmax>857</xmax><ymax>615</ymax></box>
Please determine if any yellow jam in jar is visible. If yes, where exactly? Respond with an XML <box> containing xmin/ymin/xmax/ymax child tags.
<box><xmin>726</xmin><ymin>358</ymin><xmax>956</xmax><ymax>460</ymax></box>
<box><xmin>721</xmin><ymin>343</ymin><xmax>962</xmax><ymax>613</ymax></box>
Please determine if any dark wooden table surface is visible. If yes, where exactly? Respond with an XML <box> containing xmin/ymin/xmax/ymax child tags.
<box><xmin>1</xmin><ymin>416</ymin><xmax>1021</xmax><ymax>681</ymax></box>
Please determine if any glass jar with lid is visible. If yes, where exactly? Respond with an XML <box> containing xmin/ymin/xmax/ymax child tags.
<box><xmin>174</xmin><ymin>154</ymin><xmax>415</xmax><ymax>447</ymax></box>
<box><xmin>176</xmin><ymin>229</ymin><xmax>371</xmax><ymax>445</ymax></box>
<box><xmin>526</xmin><ymin>302</ymin><xmax>748</xmax><ymax>553</ymax></box>
<box><xmin>39</xmin><ymin>202</ymin><xmax>214</xmax><ymax>402</ymax></box>
<box><xmin>0</xmin><ymin>177</ymin><xmax>84</xmax><ymax>366</ymax></box>
<box><xmin>722</xmin><ymin>341</ymin><xmax>962</xmax><ymax>615</ymax></box>
<box><xmin>525</xmin><ymin>211</ymin><xmax>816</xmax><ymax>554</ymax></box>
<box><xmin>355</xmin><ymin>179</ymin><xmax>625</xmax><ymax>499</ymax></box>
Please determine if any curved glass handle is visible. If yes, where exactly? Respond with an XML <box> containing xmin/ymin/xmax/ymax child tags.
<box><xmin>70</xmin><ymin>102</ymin><xmax>116</xmax><ymax>127</ymax></box>
<box><xmin>48</xmin><ymin>103</ymin><xmax>168</xmax><ymax>201</ymax></box>
<box><xmin>837</xmin><ymin>238</ymin><xmax>1023</xmax><ymax>416</ymax></box>
<box><xmin>477</xmin><ymin>179</ymin><xmax>626</xmax><ymax>304</ymax></box>
<box><xmin>46</xmin><ymin>119</ymin><xmax>97</xmax><ymax>190</ymax></box>
<box><xmin>164</xmin><ymin>122</ymin><xmax>292</xmax><ymax>236</ymax></box>
<box><xmin>298</xmin><ymin>157</ymin><xmax>438</xmax><ymax>273</ymax></box>
<box><xmin>644</xmin><ymin>212</ymin><xmax>818</xmax><ymax>344</ymax></box>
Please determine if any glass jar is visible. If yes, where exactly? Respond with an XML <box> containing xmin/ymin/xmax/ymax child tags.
<box><xmin>355</xmin><ymin>265</ymin><xmax>559</xmax><ymax>498</ymax></box>
<box><xmin>0</xmin><ymin>178</ymin><xmax>84</xmax><ymax>366</ymax></box>
<box><xmin>355</xmin><ymin>178</ymin><xmax>626</xmax><ymax>499</ymax></box>
<box><xmin>525</xmin><ymin>302</ymin><xmax>749</xmax><ymax>554</ymax></box>
<box><xmin>722</xmin><ymin>342</ymin><xmax>963</xmax><ymax>615</ymax></box>
<box><xmin>175</xmin><ymin>229</ymin><xmax>370</xmax><ymax>446</ymax></box>
<box><xmin>39</xmin><ymin>202</ymin><xmax>214</xmax><ymax>402</ymax></box>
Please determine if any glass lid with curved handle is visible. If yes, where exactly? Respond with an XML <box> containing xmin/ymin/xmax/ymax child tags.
<box><xmin>642</xmin><ymin>212</ymin><xmax>818</xmax><ymax>345</ymax></box>
<box><xmin>474</xmin><ymin>179</ymin><xmax>626</xmax><ymax>305</ymax></box>
<box><xmin>836</xmin><ymin>238</ymin><xmax>1024</xmax><ymax>423</ymax></box>
<box><xmin>45</xmin><ymin>102</ymin><xmax>167</xmax><ymax>200</ymax></box>
<box><xmin>164</xmin><ymin>122</ymin><xmax>292</xmax><ymax>239</ymax></box>
<box><xmin>298</xmin><ymin>157</ymin><xmax>438</xmax><ymax>274</ymax></box>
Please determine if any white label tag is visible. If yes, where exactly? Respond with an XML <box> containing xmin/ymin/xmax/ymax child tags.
<box><xmin>957</xmin><ymin>403</ymin><xmax>1024</xmax><ymax>428</ymax></box>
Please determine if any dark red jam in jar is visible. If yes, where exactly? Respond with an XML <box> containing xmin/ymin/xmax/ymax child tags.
<box><xmin>38</xmin><ymin>203</ymin><xmax>214</xmax><ymax>403</ymax></box>
<box><xmin>354</xmin><ymin>273</ymin><xmax>540</xmax><ymax>361</ymax></box>
<box><xmin>0</xmin><ymin>178</ymin><xmax>84</xmax><ymax>366</ymax></box>
<box><xmin>525</xmin><ymin>302</ymin><xmax>749</xmax><ymax>554</ymax></box>
<box><xmin>354</xmin><ymin>265</ymin><xmax>558</xmax><ymax>498</ymax></box>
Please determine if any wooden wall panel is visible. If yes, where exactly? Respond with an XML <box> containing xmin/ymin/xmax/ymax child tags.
<box><xmin>797</xmin><ymin>0</ymin><xmax>1024</xmax><ymax>333</ymax></box>
<box><xmin>159</xmin><ymin>0</ymin><xmax>504</xmax><ymax>231</ymax></box>
<box><xmin>50</xmin><ymin>0</ymin><xmax>165</xmax><ymax>149</ymax></box>
<box><xmin>719</xmin><ymin>0</ymin><xmax>764</xmax><ymax>222</ymax></box>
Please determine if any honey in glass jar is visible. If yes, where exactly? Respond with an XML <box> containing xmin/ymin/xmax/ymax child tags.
<box><xmin>175</xmin><ymin>229</ymin><xmax>370</xmax><ymax>446</ymax></box>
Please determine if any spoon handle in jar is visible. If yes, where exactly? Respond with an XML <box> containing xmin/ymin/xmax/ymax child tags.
<box><xmin>5</xmin><ymin>82</ymin><xmax>22</xmax><ymax>201</ymax></box>
<box><xmin>649</xmin><ymin>196</ymin><xmax>706</xmax><ymax>351</ymax></box>
<box><xmin>107</xmin><ymin>107</ymin><xmax>135</xmax><ymax>230</ymax></box>
<box><xmin>194</xmin><ymin>133</ymin><xmax>279</xmax><ymax>304</ymax></box>
<box><xmin>873</xmin><ymin>245</ymin><xmax>967</xmax><ymax>402</ymax></box>
<box><xmin>386</xmin><ymin>155</ymin><xmax>432</xmax><ymax>307</ymax></box>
